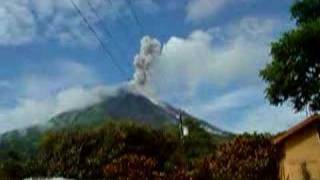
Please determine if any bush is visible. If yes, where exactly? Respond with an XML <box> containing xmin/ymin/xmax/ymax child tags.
<box><xmin>104</xmin><ymin>153</ymin><xmax>157</xmax><ymax>179</ymax></box>
<box><xmin>0</xmin><ymin>120</ymin><xmax>278</xmax><ymax>179</ymax></box>
<box><xmin>33</xmin><ymin>121</ymin><xmax>182</xmax><ymax>179</ymax></box>
<box><xmin>0</xmin><ymin>150</ymin><xmax>28</xmax><ymax>178</ymax></box>
<box><xmin>182</xmin><ymin>118</ymin><xmax>224</xmax><ymax>167</ymax></box>
<box><xmin>104</xmin><ymin>153</ymin><xmax>192</xmax><ymax>180</ymax></box>
<box><xmin>195</xmin><ymin>134</ymin><xmax>280</xmax><ymax>180</ymax></box>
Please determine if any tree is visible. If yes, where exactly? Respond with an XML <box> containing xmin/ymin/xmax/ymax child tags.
<box><xmin>195</xmin><ymin>134</ymin><xmax>280</xmax><ymax>180</ymax></box>
<box><xmin>104</xmin><ymin>153</ymin><xmax>158</xmax><ymax>179</ymax></box>
<box><xmin>291</xmin><ymin>0</ymin><xmax>320</xmax><ymax>25</ymax></box>
<box><xmin>104</xmin><ymin>153</ymin><xmax>191</xmax><ymax>180</ymax></box>
<box><xmin>260</xmin><ymin>0</ymin><xmax>320</xmax><ymax>112</ymax></box>
<box><xmin>182</xmin><ymin>118</ymin><xmax>221</xmax><ymax>166</ymax></box>
<box><xmin>33</xmin><ymin>121</ymin><xmax>182</xmax><ymax>179</ymax></box>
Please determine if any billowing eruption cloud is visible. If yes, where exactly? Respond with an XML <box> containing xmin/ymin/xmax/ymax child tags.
<box><xmin>132</xmin><ymin>36</ymin><xmax>161</xmax><ymax>88</ymax></box>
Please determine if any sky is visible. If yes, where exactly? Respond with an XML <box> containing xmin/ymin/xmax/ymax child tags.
<box><xmin>0</xmin><ymin>0</ymin><xmax>306</xmax><ymax>134</ymax></box>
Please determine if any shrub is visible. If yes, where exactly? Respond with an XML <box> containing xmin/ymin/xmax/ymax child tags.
<box><xmin>104</xmin><ymin>153</ymin><xmax>157</xmax><ymax>179</ymax></box>
<box><xmin>104</xmin><ymin>153</ymin><xmax>192</xmax><ymax>180</ymax></box>
<box><xmin>33</xmin><ymin>121</ymin><xmax>182</xmax><ymax>179</ymax></box>
<box><xmin>195</xmin><ymin>134</ymin><xmax>280</xmax><ymax>180</ymax></box>
<box><xmin>182</xmin><ymin>119</ymin><xmax>220</xmax><ymax>167</ymax></box>
<box><xmin>1</xmin><ymin>121</ymin><xmax>276</xmax><ymax>179</ymax></box>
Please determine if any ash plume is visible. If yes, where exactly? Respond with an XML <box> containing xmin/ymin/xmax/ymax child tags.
<box><xmin>132</xmin><ymin>36</ymin><xmax>161</xmax><ymax>88</ymax></box>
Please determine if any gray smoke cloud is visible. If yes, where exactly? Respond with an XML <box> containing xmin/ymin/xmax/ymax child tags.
<box><xmin>132</xmin><ymin>36</ymin><xmax>161</xmax><ymax>88</ymax></box>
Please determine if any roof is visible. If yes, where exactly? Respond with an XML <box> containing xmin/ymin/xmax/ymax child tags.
<box><xmin>273</xmin><ymin>114</ymin><xmax>320</xmax><ymax>145</ymax></box>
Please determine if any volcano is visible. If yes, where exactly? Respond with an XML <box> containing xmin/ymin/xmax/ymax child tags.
<box><xmin>49</xmin><ymin>88</ymin><xmax>229</xmax><ymax>135</ymax></box>
<box><xmin>0</xmin><ymin>87</ymin><xmax>231</xmax><ymax>161</ymax></box>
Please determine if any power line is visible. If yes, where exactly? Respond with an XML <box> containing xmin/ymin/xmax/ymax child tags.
<box><xmin>125</xmin><ymin>0</ymin><xmax>145</xmax><ymax>35</ymax></box>
<box><xmin>86</xmin><ymin>0</ymin><xmax>114</xmax><ymax>41</ymax></box>
<box><xmin>69</xmin><ymin>0</ymin><xmax>129</xmax><ymax>79</ymax></box>
<box><xmin>85</xmin><ymin>0</ymin><xmax>134</xmax><ymax>68</ymax></box>
<box><xmin>103</xmin><ymin>0</ymin><xmax>139</xmax><ymax>42</ymax></box>
<box><xmin>85</xmin><ymin>0</ymin><xmax>126</xmax><ymax>56</ymax></box>
<box><xmin>98</xmin><ymin>0</ymin><xmax>143</xmax><ymax>67</ymax></box>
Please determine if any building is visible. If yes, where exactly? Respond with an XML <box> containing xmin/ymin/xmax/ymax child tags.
<box><xmin>274</xmin><ymin>115</ymin><xmax>320</xmax><ymax>180</ymax></box>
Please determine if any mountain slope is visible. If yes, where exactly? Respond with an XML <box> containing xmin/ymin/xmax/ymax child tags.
<box><xmin>49</xmin><ymin>89</ymin><xmax>176</xmax><ymax>129</ymax></box>
<box><xmin>0</xmin><ymin>88</ymin><xmax>232</xmax><ymax>162</ymax></box>
<box><xmin>49</xmin><ymin>89</ymin><xmax>229</xmax><ymax>135</ymax></box>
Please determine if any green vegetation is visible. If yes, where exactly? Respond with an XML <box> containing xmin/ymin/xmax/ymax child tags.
<box><xmin>0</xmin><ymin>91</ymin><xmax>232</xmax><ymax>179</ymax></box>
<box><xmin>196</xmin><ymin>134</ymin><xmax>280</xmax><ymax>180</ymax></box>
<box><xmin>0</xmin><ymin>120</ymin><xmax>278</xmax><ymax>179</ymax></box>
<box><xmin>49</xmin><ymin>92</ymin><xmax>176</xmax><ymax>129</ymax></box>
<box><xmin>0</xmin><ymin>126</ymin><xmax>44</xmax><ymax>162</ymax></box>
<box><xmin>260</xmin><ymin>0</ymin><xmax>320</xmax><ymax>112</ymax></box>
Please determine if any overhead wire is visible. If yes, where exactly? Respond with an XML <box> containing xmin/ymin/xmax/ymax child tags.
<box><xmin>69</xmin><ymin>0</ymin><xmax>129</xmax><ymax>79</ymax></box>
<box><xmin>86</xmin><ymin>0</ymin><xmax>115</xmax><ymax>42</ymax></box>
<box><xmin>100</xmin><ymin>0</ymin><xmax>147</xmax><ymax>74</ymax></box>
<box><xmin>102</xmin><ymin>0</ymin><xmax>138</xmax><ymax>42</ymax></box>
<box><xmin>71</xmin><ymin>0</ymin><xmax>188</xmax><ymax>131</ymax></box>
<box><xmin>85</xmin><ymin>0</ymin><xmax>127</xmax><ymax>57</ymax></box>
<box><xmin>125</xmin><ymin>0</ymin><xmax>145</xmax><ymax>35</ymax></box>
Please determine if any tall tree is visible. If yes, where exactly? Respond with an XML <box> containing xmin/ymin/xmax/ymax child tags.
<box><xmin>260</xmin><ymin>0</ymin><xmax>320</xmax><ymax>112</ymax></box>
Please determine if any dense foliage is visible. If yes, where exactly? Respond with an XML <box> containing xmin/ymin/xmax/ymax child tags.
<box><xmin>195</xmin><ymin>134</ymin><xmax>280</xmax><ymax>180</ymax></box>
<box><xmin>291</xmin><ymin>0</ymin><xmax>320</xmax><ymax>25</ymax></box>
<box><xmin>33</xmin><ymin>121</ymin><xmax>182</xmax><ymax>179</ymax></box>
<box><xmin>0</xmin><ymin>120</ymin><xmax>280</xmax><ymax>179</ymax></box>
<box><xmin>0</xmin><ymin>126</ymin><xmax>44</xmax><ymax>161</ymax></box>
<box><xmin>182</xmin><ymin>118</ymin><xmax>222</xmax><ymax>166</ymax></box>
<box><xmin>103</xmin><ymin>153</ymin><xmax>191</xmax><ymax>179</ymax></box>
<box><xmin>260</xmin><ymin>0</ymin><xmax>320</xmax><ymax>112</ymax></box>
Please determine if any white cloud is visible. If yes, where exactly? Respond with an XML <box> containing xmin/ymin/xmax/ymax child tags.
<box><xmin>21</xmin><ymin>61</ymin><xmax>99</xmax><ymax>99</ymax></box>
<box><xmin>198</xmin><ymin>87</ymin><xmax>261</xmax><ymax>113</ymax></box>
<box><xmin>234</xmin><ymin>105</ymin><xmax>305</xmax><ymax>133</ymax></box>
<box><xmin>0</xmin><ymin>85</ymin><xmax>118</xmax><ymax>133</ymax></box>
<box><xmin>142</xmin><ymin>16</ymin><xmax>302</xmax><ymax>133</ymax></box>
<box><xmin>0</xmin><ymin>0</ymin><xmax>90</xmax><ymax>46</ymax></box>
<box><xmin>55</xmin><ymin>86</ymin><xmax>117</xmax><ymax>113</ymax></box>
<box><xmin>0</xmin><ymin>99</ymin><xmax>53</xmax><ymax>133</ymax></box>
<box><xmin>0</xmin><ymin>60</ymin><xmax>120</xmax><ymax>133</ymax></box>
<box><xmin>0</xmin><ymin>14</ymin><xmax>299</xmax><ymax>134</ymax></box>
<box><xmin>149</xmin><ymin>17</ymin><xmax>277</xmax><ymax>99</ymax></box>
<box><xmin>182</xmin><ymin>86</ymin><xmax>304</xmax><ymax>134</ymax></box>
<box><xmin>186</xmin><ymin>0</ymin><xmax>229</xmax><ymax>22</ymax></box>
<box><xmin>0</xmin><ymin>0</ymin><xmax>157</xmax><ymax>46</ymax></box>
<box><xmin>178</xmin><ymin>87</ymin><xmax>261</xmax><ymax>130</ymax></box>
<box><xmin>0</xmin><ymin>0</ymin><xmax>36</xmax><ymax>45</ymax></box>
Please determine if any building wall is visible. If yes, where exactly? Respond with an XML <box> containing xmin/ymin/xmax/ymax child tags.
<box><xmin>280</xmin><ymin>125</ymin><xmax>320</xmax><ymax>180</ymax></box>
